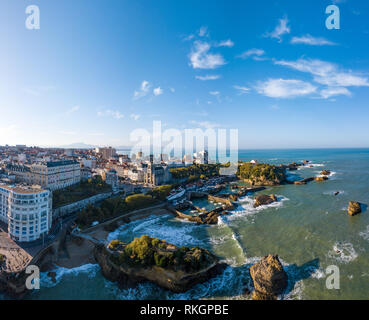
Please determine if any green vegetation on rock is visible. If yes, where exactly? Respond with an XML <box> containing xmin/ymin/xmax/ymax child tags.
<box><xmin>109</xmin><ymin>235</ymin><xmax>215</xmax><ymax>273</ymax></box>
<box><xmin>170</xmin><ymin>164</ymin><xmax>221</xmax><ymax>180</ymax></box>
<box><xmin>237</xmin><ymin>162</ymin><xmax>286</xmax><ymax>185</ymax></box>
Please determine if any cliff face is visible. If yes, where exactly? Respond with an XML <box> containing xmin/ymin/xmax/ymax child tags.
<box><xmin>94</xmin><ymin>243</ymin><xmax>225</xmax><ymax>293</ymax></box>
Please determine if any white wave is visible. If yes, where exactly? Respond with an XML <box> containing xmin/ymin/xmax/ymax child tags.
<box><xmin>40</xmin><ymin>264</ymin><xmax>100</xmax><ymax>288</ymax></box>
<box><xmin>108</xmin><ymin>213</ymin><xmax>203</xmax><ymax>247</ymax></box>
<box><xmin>298</xmin><ymin>163</ymin><xmax>324</xmax><ymax>169</ymax></box>
<box><xmin>328</xmin><ymin>242</ymin><xmax>358</xmax><ymax>264</ymax></box>
<box><xmin>359</xmin><ymin>225</ymin><xmax>369</xmax><ymax>241</ymax></box>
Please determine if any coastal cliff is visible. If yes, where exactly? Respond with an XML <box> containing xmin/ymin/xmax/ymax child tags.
<box><xmin>94</xmin><ymin>236</ymin><xmax>225</xmax><ymax>292</ymax></box>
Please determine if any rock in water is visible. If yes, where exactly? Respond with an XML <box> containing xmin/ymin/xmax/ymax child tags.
<box><xmin>253</xmin><ymin>194</ymin><xmax>277</xmax><ymax>208</ymax></box>
<box><xmin>315</xmin><ymin>176</ymin><xmax>328</xmax><ymax>182</ymax></box>
<box><xmin>348</xmin><ymin>201</ymin><xmax>362</xmax><ymax>216</ymax></box>
<box><xmin>47</xmin><ymin>271</ymin><xmax>57</xmax><ymax>283</ymax></box>
<box><xmin>249</xmin><ymin>254</ymin><xmax>288</xmax><ymax>300</ymax></box>
<box><xmin>321</xmin><ymin>170</ymin><xmax>331</xmax><ymax>176</ymax></box>
<box><xmin>334</xmin><ymin>191</ymin><xmax>340</xmax><ymax>196</ymax></box>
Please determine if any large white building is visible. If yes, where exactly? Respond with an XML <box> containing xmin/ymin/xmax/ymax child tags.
<box><xmin>0</xmin><ymin>183</ymin><xmax>52</xmax><ymax>242</ymax></box>
<box><xmin>7</xmin><ymin>160</ymin><xmax>81</xmax><ymax>191</ymax></box>
<box><xmin>30</xmin><ymin>160</ymin><xmax>81</xmax><ymax>191</ymax></box>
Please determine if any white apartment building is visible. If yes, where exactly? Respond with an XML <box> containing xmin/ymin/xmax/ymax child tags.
<box><xmin>0</xmin><ymin>184</ymin><xmax>52</xmax><ymax>242</ymax></box>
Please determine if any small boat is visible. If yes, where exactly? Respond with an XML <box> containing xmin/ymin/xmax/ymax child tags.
<box><xmin>167</xmin><ymin>189</ymin><xmax>186</xmax><ymax>201</ymax></box>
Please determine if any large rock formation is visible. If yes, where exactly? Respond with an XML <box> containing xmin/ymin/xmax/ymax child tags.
<box><xmin>249</xmin><ymin>254</ymin><xmax>288</xmax><ymax>300</ymax></box>
<box><xmin>253</xmin><ymin>194</ymin><xmax>277</xmax><ymax>208</ymax></box>
<box><xmin>94</xmin><ymin>236</ymin><xmax>226</xmax><ymax>293</ymax></box>
<box><xmin>348</xmin><ymin>201</ymin><xmax>362</xmax><ymax>216</ymax></box>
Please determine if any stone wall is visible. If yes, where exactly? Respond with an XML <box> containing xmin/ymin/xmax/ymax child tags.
<box><xmin>53</xmin><ymin>192</ymin><xmax>113</xmax><ymax>219</ymax></box>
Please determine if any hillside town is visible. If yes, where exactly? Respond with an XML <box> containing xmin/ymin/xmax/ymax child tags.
<box><xmin>0</xmin><ymin>145</ymin><xmax>214</xmax><ymax>244</ymax></box>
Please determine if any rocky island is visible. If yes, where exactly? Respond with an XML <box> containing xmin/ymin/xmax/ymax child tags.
<box><xmin>238</xmin><ymin>162</ymin><xmax>286</xmax><ymax>186</ymax></box>
<box><xmin>94</xmin><ymin>235</ymin><xmax>225</xmax><ymax>292</ymax></box>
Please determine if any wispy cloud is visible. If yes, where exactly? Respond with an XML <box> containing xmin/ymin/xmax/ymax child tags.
<box><xmin>189</xmin><ymin>41</ymin><xmax>226</xmax><ymax>69</ymax></box>
<box><xmin>198</xmin><ymin>26</ymin><xmax>209</xmax><ymax>37</ymax></box>
<box><xmin>233</xmin><ymin>85</ymin><xmax>250</xmax><ymax>95</ymax></box>
<box><xmin>291</xmin><ymin>34</ymin><xmax>337</xmax><ymax>46</ymax></box>
<box><xmin>97</xmin><ymin>109</ymin><xmax>124</xmax><ymax>119</ymax></box>
<box><xmin>195</xmin><ymin>74</ymin><xmax>221</xmax><ymax>81</ymax></box>
<box><xmin>23</xmin><ymin>85</ymin><xmax>56</xmax><ymax>97</ymax></box>
<box><xmin>153</xmin><ymin>87</ymin><xmax>163</xmax><ymax>96</ymax></box>
<box><xmin>65</xmin><ymin>105</ymin><xmax>80</xmax><ymax>115</ymax></box>
<box><xmin>238</xmin><ymin>48</ymin><xmax>266</xmax><ymax>60</ymax></box>
<box><xmin>133</xmin><ymin>80</ymin><xmax>151</xmax><ymax>99</ymax></box>
<box><xmin>130</xmin><ymin>113</ymin><xmax>141</xmax><ymax>120</ymax></box>
<box><xmin>190</xmin><ymin>120</ymin><xmax>220</xmax><ymax>129</ymax></box>
<box><xmin>274</xmin><ymin>58</ymin><xmax>369</xmax><ymax>87</ymax></box>
<box><xmin>209</xmin><ymin>91</ymin><xmax>220</xmax><ymax>96</ymax></box>
<box><xmin>320</xmin><ymin>87</ymin><xmax>351</xmax><ymax>99</ymax></box>
<box><xmin>264</xmin><ymin>17</ymin><xmax>290</xmax><ymax>42</ymax></box>
<box><xmin>256</xmin><ymin>78</ymin><xmax>317</xmax><ymax>98</ymax></box>
<box><xmin>216</xmin><ymin>39</ymin><xmax>234</xmax><ymax>47</ymax></box>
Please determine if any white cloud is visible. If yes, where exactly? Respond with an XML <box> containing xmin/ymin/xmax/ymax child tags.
<box><xmin>65</xmin><ymin>105</ymin><xmax>80</xmax><ymax>115</ymax></box>
<box><xmin>256</xmin><ymin>78</ymin><xmax>317</xmax><ymax>98</ymax></box>
<box><xmin>195</xmin><ymin>74</ymin><xmax>221</xmax><ymax>81</ymax></box>
<box><xmin>23</xmin><ymin>85</ymin><xmax>56</xmax><ymax>97</ymax></box>
<box><xmin>274</xmin><ymin>58</ymin><xmax>369</xmax><ymax>87</ymax></box>
<box><xmin>291</xmin><ymin>34</ymin><xmax>336</xmax><ymax>46</ymax></box>
<box><xmin>183</xmin><ymin>34</ymin><xmax>195</xmax><ymax>41</ymax></box>
<box><xmin>190</xmin><ymin>120</ymin><xmax>220</xmax><ymax>129</ymax></box>
<box><xmin>265</xmin><ymin>17</ymin><xmax>290</xmax><ymax>42</ymax></box>
<box><xmin>233</xmin><ymin>85</ymin><xmax>250</xmax><ymax>95</ymax></box>
<box><xmin>238</xmin><ymin>48</ymin><xmax>265</xmax><ymax>59</ymax></box>
<box><xmin>130</xmin><ymin>113</ymin><xmax>141</xmax><ymax>120</ymax></box>
<box><xmin>189</xmin><ymin>41</ymin><xmax>226</xmax><ymax>69</ymax></box>
<box><xmin>97</xmin><ymin>109</ymin><xmax>124</xmax><ymax>119</ymax></box>
<box><xmin>133</xmin><ymin>80</ymin><xmax>151</xmax><ymax>99</ymax></box>
<box><xmin>209</xmin><ymin>91</ymin><xmax>220</xmax><ymax>96</ymax></box>
<box><xmin>216</xmin><ymin>39</ymin><xmax>234</xmax><ymax>47</ymax></box>
<box><xmin>320</xmin><ymin>87</ymin><xmax>351</xmax><ymax>99</ymax></box>
<box><xmin>153</xmin><ymin>87</ymin><xmax>163</xmax><ymax>96</ymax></box>
<box><xmin>198</xmin><ymin>26</ymin><xmax>209</xmax><ymax>37</ymax></box>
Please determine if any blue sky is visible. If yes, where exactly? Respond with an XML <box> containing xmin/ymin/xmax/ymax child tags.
<box><xmin>1</xmin><ymin>0</ymin><xmax>369</xmax><ymax>148</ymax></box>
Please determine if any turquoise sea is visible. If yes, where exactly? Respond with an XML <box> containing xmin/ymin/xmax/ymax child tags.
<box><xmin>29</xmin><ymin>149</ymin><xmax>369</xmax><ymax>300</ymax></box>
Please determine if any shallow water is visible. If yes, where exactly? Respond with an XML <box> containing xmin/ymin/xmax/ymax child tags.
<box><xmin>28</xmin><ymin>148</ymin><xmax>369</xmax><ymax>300</ymax></box>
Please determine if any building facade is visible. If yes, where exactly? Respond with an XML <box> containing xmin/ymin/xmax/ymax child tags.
<box><xmin>0</xmin><ymin>184</ymin><xmax>52</xmax><ymax>242</ymax></box>
<box><xmin>30</xmin><ymin>160</ymin><xmax>81</xmax><ymax>191</ymax></box>
<box><xmin>6</xmin><ymin>160</ymin><xmax>81</xmax><ymax>191</ymax></box>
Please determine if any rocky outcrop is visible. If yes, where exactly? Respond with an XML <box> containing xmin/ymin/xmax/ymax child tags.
<box><xmin>249</xmin><ymin>254</ymin><xmax>288</xmax><ymax>300</ymax></box>
<box><xmin>348</xmin><ymin>201</ymin><xmax>362</xmax><ymax>216</ymax></box>
<box><xmin>229</xmin><ymin>194</ymin><xmax>238</xmax><ymax>202</ymax></box>
<box><xmin>315</xmin><ymin>176</ymin><xmax>328</xmax><ymax>182</ymax></box>
<box><xmin>320</xmin><ymin>170</ymin><xmax>331</xmax><ymax>176</ymax></box>
<box><xmin>94</xmin><ymin>242</ymin><xmax>226</xmax><ymax>293</ymax></box>
<box><xmin>47</xmin><ymin>271</ymin><xmax>57</xmax><ymax>283</ymax></box>
<box><xmin>253</xmin><ymin>194</ymin><xmax>277</xmax><ymax>208</ymax></box>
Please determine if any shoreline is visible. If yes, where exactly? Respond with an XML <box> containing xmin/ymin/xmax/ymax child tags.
<box><xmin>49</xmin><ymin>208</ymin><xmax>173</xmax><ymax>270</ymax></box>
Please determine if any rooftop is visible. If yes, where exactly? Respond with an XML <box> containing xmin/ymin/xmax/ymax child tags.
<box><xmin>0</xmin><ymin>183</ymin><xmax>47</xmax><ymax>194</ymax></box>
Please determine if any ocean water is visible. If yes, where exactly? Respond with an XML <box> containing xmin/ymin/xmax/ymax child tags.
<box><xmin>29</xmin><ymin>148</ymin><xmax>369</xmax><ymax>300</ymax></box>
